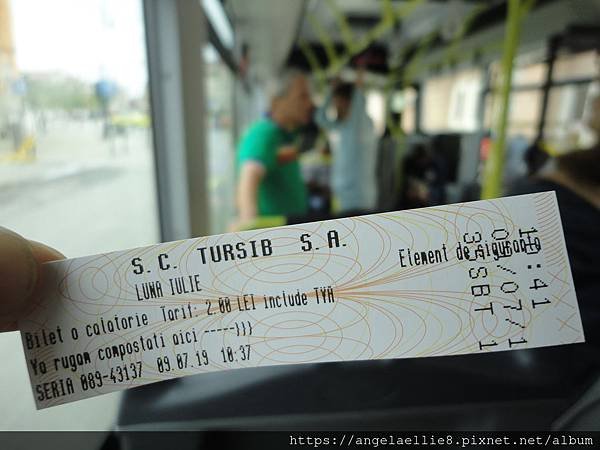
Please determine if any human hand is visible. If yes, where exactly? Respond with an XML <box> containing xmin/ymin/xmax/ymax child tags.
<box><xmin>330</xmin><ymin>77</ymin><xmax>342</xmax><ymax>89</ymax></box>
<box><xmin>276</xmin><ymin>145</ymin><xmax>299</xmax><ymax>164</ymax></box>
<box><xmin>0</xmin><ymin>227</ymin><xmax>64</xmax><ymax>332</ymax></box>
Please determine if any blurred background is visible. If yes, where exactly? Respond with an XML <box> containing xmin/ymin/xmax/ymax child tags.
<box><xmin>1</xmin><ymin>0</ymin><xmax>599</xmax><ymax>435</ymax></box>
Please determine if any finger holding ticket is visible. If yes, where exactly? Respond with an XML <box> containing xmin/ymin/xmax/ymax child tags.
<box><xmin>14</xmin><ymin>192</ymin><xmax>585</xmax><ymax>409</ymax></box>
<box><xmin>0</xmin><ymin>227</ymin><xmax>64</xmax><ymax>333</ymax></box>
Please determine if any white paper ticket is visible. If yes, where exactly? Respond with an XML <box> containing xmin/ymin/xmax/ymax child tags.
<box><xmin>18</xmin><ymin>192</ymin><xmax>584</xmax><ymax>409</ymax></box>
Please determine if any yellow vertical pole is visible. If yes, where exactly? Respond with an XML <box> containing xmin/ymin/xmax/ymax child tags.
<box><xmin>481</xmin><ymin>0</ymin><xmax>523</xmax><ymax>199</ymax></box>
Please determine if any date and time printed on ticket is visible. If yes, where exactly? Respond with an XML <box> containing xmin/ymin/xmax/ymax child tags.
<box><xmin>16</xmin><ymin>191</ymin><xmax>584</xmax><ymax>409</ymax></box>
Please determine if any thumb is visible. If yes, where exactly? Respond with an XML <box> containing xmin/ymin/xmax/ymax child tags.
<box><xmin>0</xmin><ymin>228</ymin><xmax>64</xmax><ymax>332</ymax></box>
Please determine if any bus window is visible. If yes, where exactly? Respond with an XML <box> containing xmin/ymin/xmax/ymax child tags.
<box><xmin>0</xmin><ymin>0</ymin><xmax>158</xmax><ymax>257</ymax></box>
<box><xmin>0</xmin><ymin>0</ymin><xmax>156</xmax><ymax>430</ymax></box>
<box><xmin>545</xmin><ymin>83</ymin><xmax>591</xmax><ymax>152</ymax></box>
<box><xmin>485</xmin><ymin>89</ymin><xmax>543</xmax><ymax>140</ymax></box>
<box><xmin>507</xmin><ymin>90</ymin><xmax>543</xmax><ymax>139</ymax></box>
<box><xmin>543</xmin><ymin>51</ymin><xmax>599</xmax><ymax>152</ymax></box>
<box><xmin>512</xmin><ymin>62</ymin><xmax>547</xmax><ymax>85</ymax></box>
<box><xmin>484</xmin><ymin>61</ymin><xmax>544</xmax><ymax>140</ymax></box>
<box><xmin>447</xmin><ymin>69</ymin><xmax>482</xmax><ymax>132</ymax></box>
<box><xmin>422</xmin><ymin>69</ymin><xmax>482</xmax><ymax>133</ymax></box>
<box><xmin>421</xmin><ymin>74</ymin><xmax>454</xmax><ymax>132</ymax></box>
<box><xmin>402</xmin><ymin>88</ymin><xmax>417</xmax><ymax>135</ymax></box>
<box><xmin>366</xmin><ymin>89</ymin><xmax>386</xmax><ymax>137</ymax></box>
<box><xmin>552</xmin><ymin>50</ymin><xmax>598</xmax><ymax>82</ymax></box>
<box><xmin>390</xmin><ymin>88</ymin><xmax>416</xmax><ymax>134</ymax></box>
<box><xmin>203</xmin><ymin>45</ymin><xmax>236</xmax><ymax>235</ymax></box>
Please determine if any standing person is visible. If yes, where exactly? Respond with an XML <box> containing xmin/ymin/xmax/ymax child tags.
<box><xmin>315</xmin><ymin>69</ymin><xmax>377</xmax><ymax>214</ymax></box>
<box><xmin>235</xmin><ymin>70</ymin><xmax>313</xmax><ymax>223</ymax></box>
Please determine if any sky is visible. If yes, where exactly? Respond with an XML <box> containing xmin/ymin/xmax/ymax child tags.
<box><xmin>10</xmin><ymin>0</ymin><xmax>148</xmax><ymax>97</ymax></box>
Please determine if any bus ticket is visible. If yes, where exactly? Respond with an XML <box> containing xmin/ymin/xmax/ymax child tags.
<box><xmin>18</xmin><ymin>191</ymin><xmax>584</xmax><ymax>409</ymax></box>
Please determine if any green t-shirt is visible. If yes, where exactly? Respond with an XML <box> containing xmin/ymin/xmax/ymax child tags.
<box><xmin>237</xmin><ymin>119</ymin><xmax>308</xmax><ymax>216</ymax></box>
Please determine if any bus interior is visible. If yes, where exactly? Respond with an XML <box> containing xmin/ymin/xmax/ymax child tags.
<box><xmin>0</xmin><ymin>0</ymin><xmax>599</xmax><ymax>442</ymax></box>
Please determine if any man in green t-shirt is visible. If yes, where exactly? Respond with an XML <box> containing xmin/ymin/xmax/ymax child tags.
<box><xmin>236</xmin><ymin>71</ymin><xmax>313</xmax><ymax>222</ymax></box>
